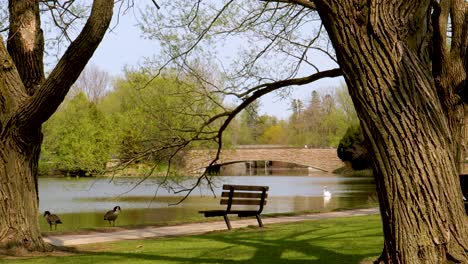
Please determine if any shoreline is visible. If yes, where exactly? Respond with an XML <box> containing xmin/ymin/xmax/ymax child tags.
<box><xmin>40</xmin><ymin>205</ymin><xmax>379</xmax><ymax>237</ymax></box>
<box><xmin>42</xmin><ymin>207</ymin><xmax>380</xmax><ymax>247</ymax></box>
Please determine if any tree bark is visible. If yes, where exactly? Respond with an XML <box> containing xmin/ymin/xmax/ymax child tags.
<box><xmin>0</xmin><ymin>128</ymin><xmax>48</xmax><ymax>253</ymax></box>
<box><xmin>314</xmin><ymin>0</ymin><xmax>468</xmax><ymax>263</ymax></box>
<box><xmin>0</xmin><ymin>38</ymin><xmax>48</xmax><ymax>253</ymax></box>
<box><xmin>0</xmin><ymin>0</ymin><xmax>114</xmax><ymax>254</ymax></box>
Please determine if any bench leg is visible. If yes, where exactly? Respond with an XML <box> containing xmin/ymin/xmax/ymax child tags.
<box><xmin>256</xmin><ymin>214</ymin><xmax>264</xmax><ymax>228</ymax></box>
<box><xmin>223</xmin><ymin>215</ymin><xmax>232</xmax><ymax>230</ymax></box>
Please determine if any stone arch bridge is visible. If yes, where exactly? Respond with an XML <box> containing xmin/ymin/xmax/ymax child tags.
<box><xmin>181</xmin><ymin>147</ymin><xmax>343</xmax><ymax>174</ymax></box>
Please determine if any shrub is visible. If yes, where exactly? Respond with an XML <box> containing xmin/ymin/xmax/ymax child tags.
<box><xmin>337</xmin><ymin>124</ymin><xmax>372</xmax><ymax>170</ymax></box>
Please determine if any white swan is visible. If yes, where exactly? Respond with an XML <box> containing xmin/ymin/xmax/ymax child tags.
<box><xmin>323</xmin><ymin>186</ymin><xmax>332</xmax><ymax>198</ymax></box>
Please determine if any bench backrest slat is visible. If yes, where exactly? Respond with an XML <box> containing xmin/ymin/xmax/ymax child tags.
<box><xmin>221</xmin><ymin>192</ymin><xmax>269</xmax><ymax>199</ymax></box>
<box><xmin>221</xmin><ymin>199</ymin><xmax>267</xmax><ymax>205</ymax></box>
<box><xmin>222</xmin><ymin>185</ymin><xmax>269</xmax><ymax>191</ymax></box>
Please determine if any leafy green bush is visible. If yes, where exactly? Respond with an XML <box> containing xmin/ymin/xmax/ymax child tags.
<box><xmin>337</xmin><ymin>124</ymin><xmax>372</xmax><ymax>170</ymax></box>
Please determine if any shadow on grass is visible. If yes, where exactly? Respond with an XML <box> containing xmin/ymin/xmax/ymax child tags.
<box><xmin>75</xmin><ymin>217</ymin><xmax>382</xmax><ymax>264</ymax></box>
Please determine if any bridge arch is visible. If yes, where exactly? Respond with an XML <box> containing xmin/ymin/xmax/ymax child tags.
<box><xmin>181</xmin><ymin>147</ymin><xmax>343</xmax><ymax>174</ymax></box>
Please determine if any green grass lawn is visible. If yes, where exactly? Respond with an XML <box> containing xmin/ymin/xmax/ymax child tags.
<box><xmin>1</xmin><ymin>215</ymin><xmax>383</xmax><ymax>264</ymax></box>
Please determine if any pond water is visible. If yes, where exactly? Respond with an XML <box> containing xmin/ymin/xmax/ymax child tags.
<box><xmin>38</xmin><ymin>172</ymin><xmax>376</xmax><ymax>232</ymax></box>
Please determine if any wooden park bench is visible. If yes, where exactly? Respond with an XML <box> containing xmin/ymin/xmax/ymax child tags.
<box><xmin>199</xmin><ymin>184</ymin><xmax>269</xmax><ymax>230</ymax></box>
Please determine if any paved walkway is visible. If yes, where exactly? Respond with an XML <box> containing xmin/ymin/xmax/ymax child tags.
<box><xmin>43</xmin><ymin>208</ymin><xmax>379</xmax><ymax>247</ymax></box>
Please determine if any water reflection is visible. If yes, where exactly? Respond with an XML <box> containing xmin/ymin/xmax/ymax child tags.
<box><xmin>38</xmin><ymin>173</ymin><xmax>376</xmax><ymax>232</ymax></box>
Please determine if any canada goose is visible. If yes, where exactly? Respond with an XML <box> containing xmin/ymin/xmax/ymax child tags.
<box><xmin>43</xmin><ymin>211</ymin><xmax>62</xmax><ymax>231</ymax></box>
<box><xmin>323</xmin><ymin>186</ymin><xmax>332</xmax><ymax>198</ymax></box>
<box><xmin>104</xmin><ymin>206</ymin><xmax>121</xmax><ymax>226</ymax></box>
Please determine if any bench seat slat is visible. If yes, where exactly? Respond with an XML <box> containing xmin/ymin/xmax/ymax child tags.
<box><xmin>223</xmin><ymin>185</ymin><xmax>269</xmax><ymax>191</ymax></box>
<box><xmin>199</xmin><ymin>210</ymin><xmax>226</xmax><ymax>217</ymax></box>
<box><xmin>221</xmin><ymin>199</ymin><xmax>267</xmax><ymax>205</ymax></box>
<box><xmin>199</xmin><ymin>210</ymin><xmax>259</xmax><ymax>217</ymax></box>
<box><xmin>236</xmin><ymin>211</ymin><xmax>258</xmax><ymax>217</ymax></box>
<box><xmin>221</xmin><ymin>192</ymin><xmax>268</xmax><ymax>199</ymax></box>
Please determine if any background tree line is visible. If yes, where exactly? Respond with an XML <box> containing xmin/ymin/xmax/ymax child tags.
<box><xmin>39</xmin><ymin>65</ymin><xmax>360</xmax><ymax>176</ymax></box>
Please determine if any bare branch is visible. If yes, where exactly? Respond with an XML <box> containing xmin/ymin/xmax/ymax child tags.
<box><xmin>151</xmin><ymin>0</ymin><xmax>160</xmax><ymax>10</ymax></box>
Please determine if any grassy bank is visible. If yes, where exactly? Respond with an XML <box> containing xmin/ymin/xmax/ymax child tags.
<box><xmin>3</xmin><ymin>215</ymin><xmax>383</xmax><ymax>264</ymax></box>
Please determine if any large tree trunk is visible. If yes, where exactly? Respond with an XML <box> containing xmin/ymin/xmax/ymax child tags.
<box><xmin>0</xmin><ymin>135</ymin><xmax>49</xmax><ymax>253</ymax></box>
<box><xmin>0</xmin><ymin>37</ymin><xmax>50</xmax><ymax>254</ymax></box>
<box><xmin>315</xmin><ymin>1</ymin><xmax>468</xmax><ymax>263</ymax></box>
<box><xmin>0</xmin><ymin>0</ymin><xmax>114</xmax><ymax>254</ymax></box>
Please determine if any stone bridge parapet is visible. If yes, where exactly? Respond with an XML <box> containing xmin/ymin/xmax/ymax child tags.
<box><xmin>181</xmin><ymin>147</ymin><xmax>343</xmax><ymax>174</ymax></box>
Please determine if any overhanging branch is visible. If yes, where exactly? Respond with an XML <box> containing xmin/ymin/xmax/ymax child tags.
<box><xmin>166</xmin><ymin>67</ymin><xmax>342</xmax><ymax>202</ymax></box>
<box><xmin>217</xmin><ymin>68</ymin><xmax>342</xmax><ymax>134</ymax></box>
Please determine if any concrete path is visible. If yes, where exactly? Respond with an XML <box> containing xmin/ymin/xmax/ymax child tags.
<box><xmin>43</xmin><ymin>207</ymin><xmax>379</xmax><ymax>247</ymax></box>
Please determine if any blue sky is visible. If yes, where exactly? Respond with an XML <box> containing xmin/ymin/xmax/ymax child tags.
<box><xmin>89</xmin><ymin>2</ymin><xmax>343</xmax><ymax>120</ymax></box>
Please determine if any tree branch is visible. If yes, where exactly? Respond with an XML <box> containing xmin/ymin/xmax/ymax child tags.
<box><xmin>462</xmin><ymin>3</ymin><xmax>468</xmax><ymax>73</ymax></box>
<box><xmin>450</xmin><ymin>0</ymin><xmax>465</xmax><ymax>55</ymax></box>
<box><xmin>15</xmin><ymin>0</ymin><xmax>114</xmax><ymax>130</ymax></box>
<box><xmin>216</xmin><ymin>68</ymin><xmax>342</xmax><ymax>134</ymax></box>
<box><xmin>260</xmin><ymin>0</ymin><xmax>317</xmax><ymax>10</ymax></box>
<box><xmin>167</xmin><ymin>68</ymin><xmax>342</xmax><ymax>202</ymax></box>
<box><xmin>432</xmin><ymin>0</ymin><xmax>448</xmax><ymax>77</ymax></box>
<box><xmin>7</xmin><ymin>0</ymin><xmax>45</xmax><ymax>95</ymax></box>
